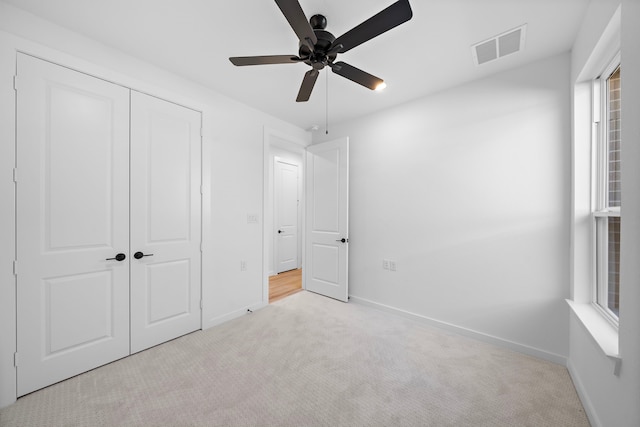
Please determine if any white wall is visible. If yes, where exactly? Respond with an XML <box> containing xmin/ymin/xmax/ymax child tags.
<box><xmin>619</xmin><ymin>1</ymin><xmax>640</xmax><ymax>424</ymax></box>
<box><xmin>568</xmin><ymin>0</ymin><xmax>640</xmax><ymax>425</ymax></box>
<box><xmin>0</xmin><ymin>2</ymin><xmax>309</xmax><ymax>408</ymax></box>
<box><xmin>315</xmin><ymin>53</ymin><xmax>572</xmax><ymax>362</ymax></box>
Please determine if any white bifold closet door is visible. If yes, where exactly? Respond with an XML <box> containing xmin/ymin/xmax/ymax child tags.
<box><xmin>15</xmin><ymin>54</ymin><xmax>201</xmax><ymax>396</ymax></box>
<box><xmin>129</xmin><ymin>91</ymin><xmax>202</xmax><ymax>354</ymax></box>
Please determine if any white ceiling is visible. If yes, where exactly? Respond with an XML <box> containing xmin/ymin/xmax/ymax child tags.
<box><xmin>4</xmin><ymin>0</ymin><xmax>589</xmax><ymax>130</ymax></box>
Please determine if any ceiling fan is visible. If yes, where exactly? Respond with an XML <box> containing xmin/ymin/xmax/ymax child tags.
<box><xmin>229</xmin><ymin>0</ymin><xmax>413</xmax><ymax>102</ymax></box>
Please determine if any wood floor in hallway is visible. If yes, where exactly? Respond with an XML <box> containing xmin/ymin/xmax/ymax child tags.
<box><xmin>269</xmin><ymin>269</ymin><xmax>302</xmax><ymax>303</ymax></box>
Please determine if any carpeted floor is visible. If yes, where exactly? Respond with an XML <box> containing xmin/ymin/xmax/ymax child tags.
<box><xmin>0</xmin><ymin>291</ymin><xmax>590</xmax><ymax>426</ymax></box>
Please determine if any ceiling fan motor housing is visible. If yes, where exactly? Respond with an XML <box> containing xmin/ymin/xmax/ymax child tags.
<box><xmin>309</xmin><ymin>14</ymin><xmax>327</xmax><ymax>30</ymax></box>
<box><xmin>299</xmin><ymin>15</ymin><xmax>336</xmax><ymax>70</ymax></box>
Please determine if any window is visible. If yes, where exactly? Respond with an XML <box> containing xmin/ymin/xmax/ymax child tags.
<box><xmin>593</xmin><ymin>56</ymin><xmax>621</xmax><ymax>322</ymax></box>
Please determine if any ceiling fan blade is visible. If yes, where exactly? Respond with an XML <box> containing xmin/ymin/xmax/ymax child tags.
<box><xmin>331</xmin><ymin>61</ymin><xmax>383</xmax><ymax>90</ymax></box>
<box><xmin>296</xmin><ymin>69</ymin><xmax>319</xmax><ymax>102</ymax></box>
<box><xmin>275</xmin><ymin>0</ymin><xmax>318</xmax><ymax>49</ymax></box>
<box><xmin>229</xmin><ymin>55</ymin><xmax>304</xmax><ymax>66</ymax></box>
<box><xmin>333</xmin><ymin>0</ymin><xmax>413</xmax><ymax>53</ymax></box>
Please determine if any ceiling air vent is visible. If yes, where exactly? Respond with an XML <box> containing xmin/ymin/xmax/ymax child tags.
<box><xmin>472</xmin><ymin>24</ymin><xmax>527</xmax><ymax>66</ymax></box>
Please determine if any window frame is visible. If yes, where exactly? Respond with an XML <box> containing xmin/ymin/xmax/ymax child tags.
<box><xmin>591</xmin><ymin>52</ymin><xmax>621</xmax><ymax>326</ymax></box>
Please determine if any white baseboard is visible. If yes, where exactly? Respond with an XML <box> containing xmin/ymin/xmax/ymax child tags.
<box><xmin>349</xmin><ymin>295</ymin><xmax>567</xmax><ymax>366</ymax></box>
<box><xmin>567</xmin><ymin>360</ymin><xmax>602</xmax><ymax>427</ymax></box>
<box><xmin>203</xmin><ymin>301</ymin><xmax>268</xmax><ymax>329</ymax></box>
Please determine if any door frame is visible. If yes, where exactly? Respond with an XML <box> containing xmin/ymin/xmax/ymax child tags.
<box><xmin>262</xmin><ymin>127</ymin><xmax>309</xmax><ymax>303</ymax></box>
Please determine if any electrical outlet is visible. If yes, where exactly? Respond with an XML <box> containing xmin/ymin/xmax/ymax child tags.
<box><xmin>247</xmin><ymin>214</ymin><xmax>259</xmax><ymax>224</ymax></box>
<box><xmin>240</xmin><ymin>260</ymin><xmax>247</xmax><ymax>271</ymax></box>
<box><xmin>389</xmin><ymin>261</ymin><xmax>397</xmax><ymax>272</ymax></box>
<box><xmin>383</xmin><ymin>259</ymin><xmax>389</xmax><ymax>270</ymax></box>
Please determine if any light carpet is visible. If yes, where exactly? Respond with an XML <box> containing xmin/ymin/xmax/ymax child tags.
<box><xmin>0</xmin><ymin>291</ymin><xmax>590</xmax><ymax>426</ymax></box>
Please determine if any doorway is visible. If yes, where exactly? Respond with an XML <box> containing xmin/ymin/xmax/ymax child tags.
<box><xmin>263</xmin><ymin>128</ymin><xmax>307</xmax><ymax>303</ymax></box>
<box><xmin>270</xmin><ymin>156</ymin><xmax>302</xmax><ymax>302</ymax></box>
<box><xmin>262</xmin><ymin>130</ymin><xmax>349</xmax><ymax>304</ymax></box>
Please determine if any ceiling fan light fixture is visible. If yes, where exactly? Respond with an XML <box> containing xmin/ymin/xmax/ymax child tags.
<box><xmin>375</xmin><ymin>82</ymin><xmax>387</xmax><ymax>91</ymax></box>
<box><xmin>229</xmin><ymin>0</ymin><xmax>413</xmax><ymax>102</ymax></box>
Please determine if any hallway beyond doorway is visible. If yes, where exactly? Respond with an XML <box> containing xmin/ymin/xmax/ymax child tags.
<box><xmin>269</xmin><ymin>269</ymin><xmax>302</xmax><ymax>303</ymax></box>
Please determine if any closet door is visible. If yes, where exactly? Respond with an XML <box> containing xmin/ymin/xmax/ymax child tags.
<box><xmin>16</xmin><ymin>54</ymin><xmax>131</xmax><ymax>396</ymax></box>
<box><xmin>130</xmin><ymin>91</ymin><xmax>202</xmax><ymax>353</ymax></box>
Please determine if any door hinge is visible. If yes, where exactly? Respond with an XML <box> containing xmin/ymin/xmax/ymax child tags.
<box><xmin>200</xmin><ymin>127</ymin><xmax>204</xmax><ymax>138</ymax></box>
<box><xmin>14</xmin><ymin>352</ymin><xmax>19</xmax><ymax>367</ymax></box>
<box><xmin>200</xmin><ymin>242</ymin><xmax>204</xmax><ymax>252</ymax></box>
<box><xmin>200</xmin><ymin>185</ymin><xmax>204</xmax><ymax>195</ymax></box>
<box><xmin>200</xmin><ymin>300</ymin><xmax>203</xmax><ymax>310</ymax></box>
<box><xmin>13</xmin><ymin>75</ymin><xmax>18</xmax><ymax>91</ymax></box>
<box><xmin>13</xmin><ymin>168</ymin><xmax>18</xmax><ymax>183</ymax></box>
<box><xmin>13</xmin><ymin>260</ymin><xmax>18</xmax><ymax>276</ymax></box>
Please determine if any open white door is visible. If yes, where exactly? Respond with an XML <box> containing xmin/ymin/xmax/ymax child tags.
<box><xmin>275</xmin><ymin>159</ymin><xmax>299</xmax><ymax>273</ymax></box>
<box><xmin>305</xmin><ymin>137</ymin><xmax>349</xmax><ymax>302</ymax></box>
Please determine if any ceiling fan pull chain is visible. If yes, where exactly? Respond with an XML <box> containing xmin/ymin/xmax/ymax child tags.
<box><xmin>326</xmin><ymin>70</ymin><xmax>329</xmax><ymax>135</ymax></box>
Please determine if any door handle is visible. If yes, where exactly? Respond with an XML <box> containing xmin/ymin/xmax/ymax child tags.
<box><xmin>336</xmin><ymin>238</ymin><xmax>348</xmax><ymax>243</ymax></box>
<box><xmin>278</xmin><ymin>230</ymin><xmax>283</xmax><ymax>234</ymax></box>
<box><xmin>134</xmin><ymin>251</ymin><xmax>154</xmax><ymax>259</ymax></box>
<box><xmin>106</xmin><ymin>253</ymin><xmax>126</xmax><ymax>261</ymax></box>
